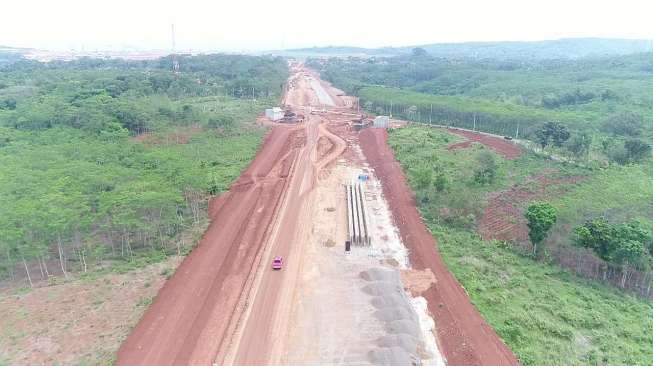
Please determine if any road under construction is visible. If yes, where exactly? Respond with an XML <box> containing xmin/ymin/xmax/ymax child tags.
<box><xmin>116</xmin><ymin>62</ymin><xmax>519</xmax><ymax>366</ymax></box>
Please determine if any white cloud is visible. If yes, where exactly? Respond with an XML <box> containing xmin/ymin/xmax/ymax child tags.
<box><xmin>2</xmin><ymin>0</ymin><xmax>653</xmax><ymax>51</ymax></box>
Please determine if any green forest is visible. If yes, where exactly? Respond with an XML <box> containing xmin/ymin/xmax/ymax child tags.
<box><xmin>388</xmin><ymin>126</ymin><xmax>653</xmax><ymax>365</ymax></box>
<box><xmin>309</xmin><ymin>52</ymin><xmax>653</xmax><ymax>148</ymax></box>
<box><xmin>0</xmin><ymin>53</ymin><xmax>287</xmax><ymax>284</ymax></box>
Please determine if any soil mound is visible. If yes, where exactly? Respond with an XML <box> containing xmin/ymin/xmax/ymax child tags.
<box><xmin>368</xmin><ymin>347</ymin><xmax>419</xmax><ymax>366</ymax></box>
<box><xmin>377</xmin><ymin>334</ymin><xmax>420</xmax><ymax>355</ymax></box>
<box><xmin>360</xmin><ymin>267</ymin><xmax>401</xmax><ymax>282</ymax></box>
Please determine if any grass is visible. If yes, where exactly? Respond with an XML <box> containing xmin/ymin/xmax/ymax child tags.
<box><xmin>0</xmin><ymin>256</ymin><xmax>180</xmax><ymax>366</ymax></box>
<box><xmin>387</xmin><ymin>126</ymin><xmax>582</xmax><ymax>229</ymax></box>
<box><xmin>437</xmin><ymin>227</ymin><xmax>653</xmax><ymax>366</ymax></box>
<box><xmin>553</xmin><ymin>165</ymin><xmax>653</xmax><ymax>231</ymax></box>
<box><xmin>389</xmin><ymin>125</ymin><xmax>653</xmax><ymax>366</ymax></box>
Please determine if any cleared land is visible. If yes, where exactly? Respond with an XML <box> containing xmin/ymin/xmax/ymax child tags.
<box><xmin>116</xmin><ymin>64</ymin><xmax>521</xmax><ymax>366</ymax></box>
<box><xmin>0</xmin><ymin>257</ymin><xmax>181</xmax><ymax>365</ymax></box>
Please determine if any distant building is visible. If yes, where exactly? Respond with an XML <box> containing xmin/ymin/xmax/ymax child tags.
<box><xmin>265</xmin><ymin>107</ymin><xmax>284</xmax><ymax>121</ymax></box>
<box><xmin>373</xmin><ymin>116</ymin><xmax>389</xmax><ymax>128</ymax></box>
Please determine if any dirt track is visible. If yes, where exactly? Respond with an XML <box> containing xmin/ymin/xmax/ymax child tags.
<box><xmin>447</xmin><ymin>128</ymin><xmax>522</xmax><ymax>159</ymax></box>
<box><xmin>117</xmin><ymin>64</ymin><xmax>519</xmax><ymax>366</ymax></box>
<box><xmin>116</xmin><ymin>125</ymin><xmax>305</xmax><ymax>365</ymax></box>
<box><xmin>359</xmin><ymin>128</ymin><xmax>519</xmax><ymax>366</ymax></box>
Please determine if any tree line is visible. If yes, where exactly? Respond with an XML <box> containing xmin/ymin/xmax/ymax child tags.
<box><xmin>0</xmin><ymin>54</ymin><xmax>287</xmax><ymax>285</ymax></box>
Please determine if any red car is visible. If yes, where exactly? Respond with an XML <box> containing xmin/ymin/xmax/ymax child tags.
<box><xmin>272</xmin><ymin>256</ymin><xmax>283</xmax><ymax>270</ymax></box>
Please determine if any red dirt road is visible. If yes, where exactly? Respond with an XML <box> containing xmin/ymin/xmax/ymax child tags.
<box><xmin>223</xmin><ymin>73</ymin><xmax>348</xmax><ymax>365</ymax></box>
<box><xmin>359</xmin><ymin>128</ymin><xmax>520</xmax><ymax>366</ymax></box>
<box><xmin>447</xmin><ymin>128</ymin><xmax>522</xmax><ymax>159</ymax></box>
<box><xmin>115</xmin><ymin>126</ymin><xmax>305</xmax><ymax>366</ymax></box>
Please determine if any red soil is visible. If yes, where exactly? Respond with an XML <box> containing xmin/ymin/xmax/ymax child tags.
<box><xmin>447</xmin><ymin>128</ymin><xmax>522</xmax><ymax>159</ymax></box>
<box><xmin>115</xmin><ymin>126</ymin><xmax>305</xmax><ymax>366</ymax></box>
<box><xmin>447</xmin><ymin>140</ymin><xmax>474</xmax><ymax>151</ymax></box>
<box><xmin>479</xmin><ymin>171</ymin><xmax>584</xmax><ymax>244</ymax></box>
<box><xmin>359</xmin><ymin>128</ymin><xmax>519</xmax><ymax>366</ymax></box>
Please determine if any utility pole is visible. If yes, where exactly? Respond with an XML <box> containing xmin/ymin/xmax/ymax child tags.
<box><xmin>171</xmin><ymin>24</ymin><xmax>180</xmax><ymax>74</ymax></box>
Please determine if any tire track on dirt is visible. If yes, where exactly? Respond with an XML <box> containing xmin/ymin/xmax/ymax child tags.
<box><xmin>116</xmin><ymin>127</ymin><xmax>305</xmax><ymax>366</ymax></box>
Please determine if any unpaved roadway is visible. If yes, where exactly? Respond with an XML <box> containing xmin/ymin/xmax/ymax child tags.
<box><xmin>116</xmin><ymin>120</ymin><xmax>306</xmax><ymax>365</ymax></box>
<box><xmin>117</xmin><ymin>63</ymin><xmax>519</xmax><ymax>366</ymax></box>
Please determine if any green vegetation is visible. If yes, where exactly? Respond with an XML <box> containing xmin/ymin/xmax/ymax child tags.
<box><xmin>387</xmin><ymin>127</ymin><xmax>563</xmax><ymax>230</ymax></box>
<box><xmin>525</xmin><ymin>202</ymin><xmax>557</xmax><ymax>257</ymax></box>
<box><xmin>389</xmin><ymin>126</ymin><xmax>653</xmax><ymax>365</ymax></box>
<box><xmin>534</xmin><ymin>122</ymin><xmax>570</xmax><ymax>149</ymax></box>
<box><xmin>310</xmin><ymin>52</ymin><xmax>653</xmax><ymax>165</ymax></box>
<box><xmin>574</xmin><ymin>218</ymin><xmax>652</xmax><ymax>269</ymax></box>
<box><xmin>305</xmin><ymin>37</ymin><xmax>653</xmax><ymax>365</ymax></box>
<box><xmin>314</xmin><ymin>50</ymin><xmax>653</xmax><ymax>274</ymax></box>
<box><xmin>0</xmin><ymin>54</ymin><xmax>287</xmax><ymax>283</ymax></box>
<box><xmin>437</xmin><ymin>228</ymin><xmax>653</xmax><ymax>366</ymax></box>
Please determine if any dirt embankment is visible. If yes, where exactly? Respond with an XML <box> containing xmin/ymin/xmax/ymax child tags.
<box><xmin>116</xmin><ymin>126</ymin><xmax>305</xmax><ymax>366</ymax></box>
<box><xmin>359</xmin><ymin>128</ymin><xmax>519</xmax><ymax>366</ymax></box>
<box><xmin>447</xmin><ymin>128</ymin><xmax>522</xmax><ymax>159</ymax></box>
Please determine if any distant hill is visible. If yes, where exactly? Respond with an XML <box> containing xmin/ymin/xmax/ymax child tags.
<box><xmin>0</xmin><ymin>46</ymin><xmax>26</xmax><ymax>66</ymax></box>
<box><xmin>417</xmin><ymin>38</ymin><xmax>653</xmax><ymax>59</ymax></box>
<box><xmin>269</xmin><ymin>46</ymin><xmax>400</xmax><ymax>58</ymax></box>
<box><xmin>280</xmin><ymin>38</ymin><xmax>653</xmax><ymax>59</ymax></box>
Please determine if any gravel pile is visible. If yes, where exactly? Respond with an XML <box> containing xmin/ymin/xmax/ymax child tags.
<box><xmin>360</xmin><ymin>268</ymin><xmax>425</xmax><ymax>365</ymax></box>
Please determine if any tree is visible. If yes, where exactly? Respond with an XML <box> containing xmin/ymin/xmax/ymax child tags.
<box><xmin>525</xmin><ymin>202</ymin><xmax>557</xmax><ymax>257</ymax></box>
<box><xmin>608</xmin><ymin>138</ymin><xmax>651</xmax><ymax>165</ymax></box>
<box><xmin>565</xmin><ymin>132</ymin><xmax>592</xmax><ymax>159</ymax></box>
<box><xmin>0</xmin><ymin>98</ymin><xmax>16</xmax><ymax>110</ymax></box>
<box><xmin>624</xmin><ymin>138</ymin><xmax>651</xmax><ymax>162</ymax></box>
<box><xmin>574</xmin><ymin>218</ymin><xmax>651</xmax><ymax>266</ymax></box>
<box><xmin>473</xmin><ymin>151</ymin><xmax>498</xmax><ymax>185</ymax></box>
<box><xmin>601</xmin><ymin>112</ymin><xmax>643</xmax><ymax>137</ymax></box>
<box><xmin>411</xmin><ymin>47</ymin><xmax>428</xmax><ymax>57</ymax></box>
<box><xmin>551</xmin><ymin>124</ymin><xmax>570</xmax><ymax>147</ymax></box>
<box><xmin>534</xmin><ymin>122</ymin><xmax>569</xmax><ymax>148</ymax></box>
<box><xmin>407</xmin><ymin>105</ymin><xmax>418</xmax><ymax>120</ymax></box>
<box><xmin>574</xmin><ymin>217</ymin><xmax>614</xmax><ymax>261</ymax></box>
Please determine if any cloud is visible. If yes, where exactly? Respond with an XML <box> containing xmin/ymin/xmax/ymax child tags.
<box><xmin>2</xmin><ymin>0</ymin><xmax>653</xmax><ymax>50</ymax></box>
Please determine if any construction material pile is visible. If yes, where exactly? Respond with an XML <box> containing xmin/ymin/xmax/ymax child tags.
<box><xmin>347</xmin><ymin>184</ymin><xmax>371</xmax><ymax>246</ymax></box>
<box><xmin>360</xmin><ymin>268</ymin><xmax>433</xmax><ymax>365</ymax></box>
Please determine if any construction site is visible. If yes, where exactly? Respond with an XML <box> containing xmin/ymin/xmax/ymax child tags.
<box><xmin>115</xmin><ymin>62</ymin><xmax>519</xmax><ymax>366</ymax></box>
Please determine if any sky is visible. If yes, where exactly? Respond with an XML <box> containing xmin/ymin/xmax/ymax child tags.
<box><xmin>2</xmin><ymin>0</ymin><xmax>653</xmax><ymax>51</ymax></box>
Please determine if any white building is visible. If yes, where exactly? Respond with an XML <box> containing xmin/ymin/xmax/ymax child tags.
<box><xmin>373</xmin><ymin>116</ymin><xmax>390</xmax><ymax>128</ymax></box>
<box><xmin>265</xmin><ymin>107</ymin><xmax>284</xmax><ymax>121</ymax></box>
